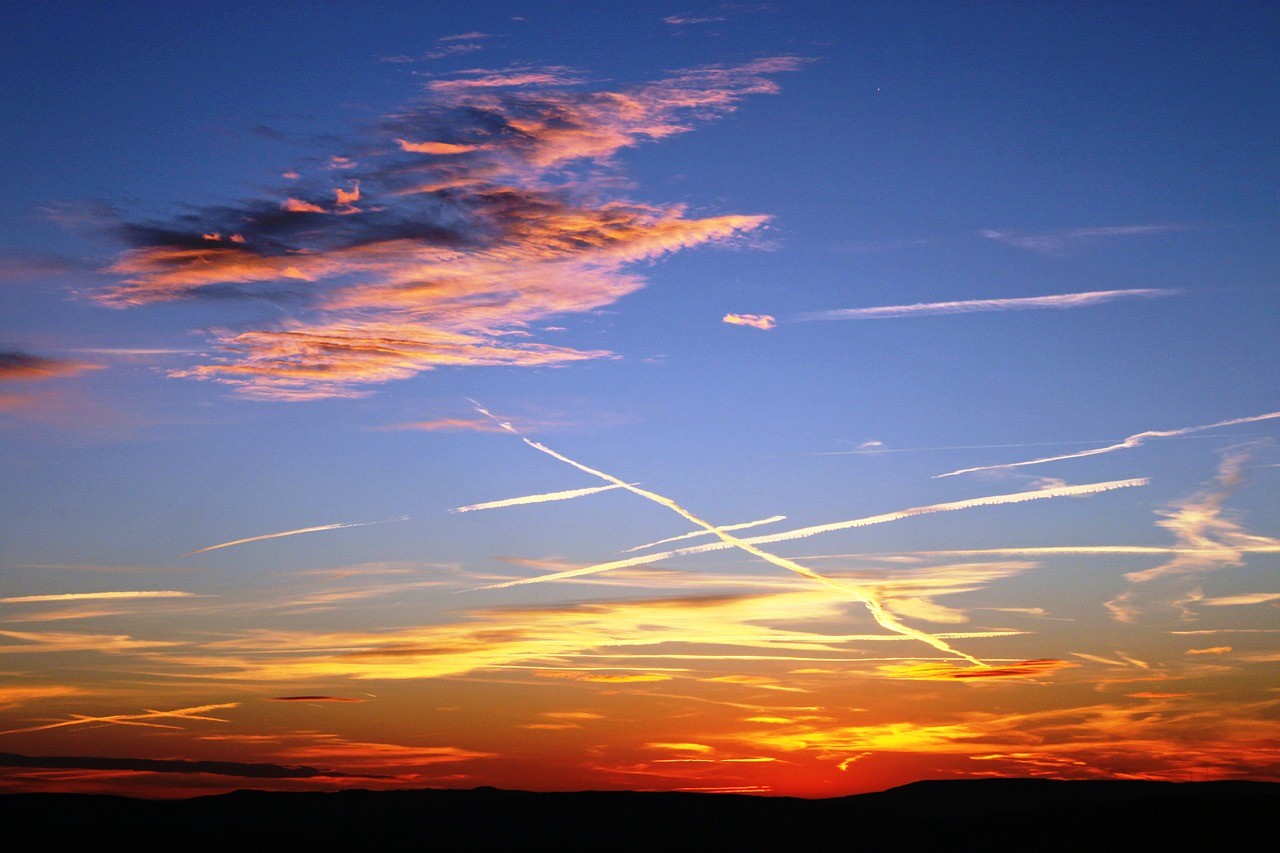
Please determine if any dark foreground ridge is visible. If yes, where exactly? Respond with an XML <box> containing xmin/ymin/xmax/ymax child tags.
<box><xmin>4</xmin><ymin>778</ymin><xmax>1276</xmax><ymax>848</ymax></box>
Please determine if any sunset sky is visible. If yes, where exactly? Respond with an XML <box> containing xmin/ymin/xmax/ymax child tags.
<box><xmin>2</xmin><ymin>2</ymin><xmax>1278</xmax><ymax>798</ymax></box>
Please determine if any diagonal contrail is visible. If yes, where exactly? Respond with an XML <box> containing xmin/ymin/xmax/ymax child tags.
<box><xmin>180</xmin><ymin>516</ymin><xmax>408</xmax><ymax>557</ymax></box>
<box><xmin>450</xmin><ymin>484</ymin><xmax>630</xmax><ymax>513</ymax></box>
<box><xmin>622</xmin><ymin>515</ymin><xmax>787</xmax><ymax>553</ymax></box>
<box><xmin>469</xmin><ymin>403</ymin><xmax>1047</xmax><ymax>666</ymax></box>
<box><xmin>935</xmin><ymin>411</ymin><xmax>1280</xmax><ymax>478</ymax></box>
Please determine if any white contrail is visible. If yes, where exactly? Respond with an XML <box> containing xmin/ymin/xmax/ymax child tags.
<box><xmin>795</xmin><ymin>289</ymin><xmax>1171</xmax><ymax>322</ymax></box>
<box><xmin>180</xmin><ymin>516</ymin><xmax>408</xmax><ymax>557</ymax></box>
<box><xmin>465</xmin><ymin>402</ymin><xmax>1136</xmax><ymax>666</ymax></box>
<box><xmin>450</xmin><ymin>484</ymin><xmax>630</xmax><ymax>513</ymax></box>
<box><xmin>477</xmin><ymin>479</ymin><xmax>1148</xmax><ymax>590</ymax></box>
<box><xmin>935</xmin><ymin>411</ymin><xmax>1280</xmax><ymax>478</ymax></box>
<box><xmin>0</xmin><ymin>591</ymin><xmax>197</xmax><ymax>604</ymax></box>
<box><xmin>622</xmin><ymin>515</ymin><xmax>787</xmax><ymax>553</ymax></box>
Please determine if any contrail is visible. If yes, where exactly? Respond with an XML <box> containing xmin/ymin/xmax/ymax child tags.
<box><xmin>180</xmin><ymin>516</ymin><xmax>408</xmax><ymax>557</ymax></box>
<box><xmin>468</xmin><ymin>404</ymin><xmax>1011</xmax><ymax>666</ymax></box>
<box><xmin>792</xmin><ymin>289</ymin><xmax>1172</xmax><ymax>323</ymax></box>
<box><xmin>450</xmin><ymin>484</ymin><xmax>630</xmax><ymax>513</ymax></box>
<box><xmin>477</xmin><ymin>479</ymin><xmax>1147</xmax><ymax>589</ymax></box>
<box><xmin>622</xmin><ymin>515</ymin><xmax>787</xmax><ymax>552</ymax></box>
<box><xmin>0</xmin><ymin>703</ymin><xmax>238</xmax><ymax>736</ymax></box>
<box><xmin>801</xmin><ymin>545</ymin><xmax>1280</xmax><ymax>560</ymax></box>
<box><xmin>935</xmin><ymin>411</ymin><xmax>1280</xmax><ymax>478</ymax></box>
<box><xmin>0</xmin><ymin>590</ymin><xmax>197</xmax><ymax>604</ymax></box>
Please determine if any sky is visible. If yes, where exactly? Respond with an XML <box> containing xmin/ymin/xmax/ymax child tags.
<box><xmin>1</xmin><ymin>1</ymin><xmax>1278</xmax><ymax>799</ymax></box>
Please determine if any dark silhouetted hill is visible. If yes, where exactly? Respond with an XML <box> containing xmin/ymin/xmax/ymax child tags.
<box><xmin>3</xmin><ymin>778</ymin><xmax>1275</xmax><ymax>848</ymax></box>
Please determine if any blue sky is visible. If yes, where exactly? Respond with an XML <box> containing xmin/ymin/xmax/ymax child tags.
<box><xmin>1</xmin><ymin>2</ymin><xmax>1278</xmax><ymax>797</ymax></box>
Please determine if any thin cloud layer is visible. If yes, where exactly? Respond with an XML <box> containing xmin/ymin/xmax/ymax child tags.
<box><xmin>94</xmin><ymin>59</ymin><xmax>804</xmax><ymax>400</ymax></box>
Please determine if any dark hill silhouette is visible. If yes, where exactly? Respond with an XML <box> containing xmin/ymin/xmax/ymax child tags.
<box><xmin>3</xmin><ymin>779</ymin><xmax>1275</xmax><ymax>848</ymax></box>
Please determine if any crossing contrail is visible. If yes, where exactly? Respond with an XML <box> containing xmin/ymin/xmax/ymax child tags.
<box><xmin>476</xmin><ymin>478</ymin><xmax>1147</xmax><ymax>589</ymax></box>
<box><xmin>622</xmin><ymin>515</ymin><xmax>787</xmax><ymax>552</ymax></box>
<box><xmin>468</xmin><ymin>405</ymin><xmax>1145</xmax><ymax>666</ymax></box>
<box><xmin>180</xmin><ymin>516</ymin><xmax>408</xmax><ymax>557</ymax></box>
<box><xmin>935</xmin><ymin>411</ymin><xmax>1280</xmax><ymax>478</ymax></box>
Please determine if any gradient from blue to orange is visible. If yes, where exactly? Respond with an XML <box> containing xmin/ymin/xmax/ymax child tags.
<box><xmin>1</xmin><ymin>2</ymin><xmax>1277</xmax><ymax>798</ymax></box>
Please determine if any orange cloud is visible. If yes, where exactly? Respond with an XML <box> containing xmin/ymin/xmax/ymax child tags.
<box><xmin>880</xmin><ymin>659</ymin><xmax>1080</xmax><ymax>681</ymax></box>
<box><xmin>93</xmin><ymin>59</ymin><xmax>802</xmax><ymax>399</ymax></box>
<box><xmin>723</xmin><ymin>313</ymin><xmax>776</xmax><ymax>330</ymax></box>
<box><xmin>281</xmin><ymin>198</ymin><xmax>326</xmax><ymax>213</ymax></box>
<box><xmin>0</xmin><ymin>351</ymin><xmax>102</xmax><ymax>382</ymax></box>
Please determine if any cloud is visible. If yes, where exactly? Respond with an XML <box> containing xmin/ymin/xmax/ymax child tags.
<box><xmin>936</xmin><ymin>410</ymin><xmax>1280</xmax><ymax>478</ymax></box>
<box><xmin>879</xmin><ymin>659</ymin><xmax>1079</xmax><ymax>680</ymax></box>
<box><xmin>1105</xmin><ymin>445</ymin><xmax>1280</xmax><ymax>623</ymax></box>
<box><xmin>267</xmin><ymin>696</ymin><xmax>366</xmax><ymax>703</ymax></box>
<box><xmin>723</xmin><ymin>313</ymin><xmax>776</xmax><ymax>330</ymax></box>
<box><xmin>382</xmin><ymin>417</ymin><xmax>515</xmax><ymax>432</ymax></box>
<box><xmin>0</xmin><ymin>685</ymin><xmax>82</xmax><ymax>711</ymax></box>
<box><xmin>981</xmin><ymin>224</ymin><xmax>1186</xmax><ymax>252</ymax></box>
<box><xmin>93</xmin><ymin>58</ymin><xmax>804</xmax><ymax>400</ymax></box>
<box><xmin>788</xmin><ymin>289</ymin><xmax>1172</xmax><ymax>324</ymax></box>
<box><xmin>0</xmin><ymin>351</ymin><xmax>102</xmax><ymax>382</ymax></box>
<box><xmin>0</xmin><ymin>751</ymin><xmax>374</xmax><ymax>780</ymax></box>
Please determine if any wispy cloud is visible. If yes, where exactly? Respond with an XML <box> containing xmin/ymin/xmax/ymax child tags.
<box><xmin>936</xmin><ymin>410</ymin><xmax>1280</xmax><ymax>478</ymax></box>
<box><xmin>94</xmin><ymin>58</ymin><xmax>804</xmax><ymax>400</ymax></box>
<box><xmin>730</xmin><ymin>289</ymin><xmax>1173</xmax><ymax>330</ymax></box>
<box><xmin>180</xmin><ymin>517</ymin><xmax>407</xmax><ymax>557</ymax></box>
<box><xmin>1106</xmin><ymin>446</ymin><xmax>1280</xmax><ymax>623</ymax></box>
<box><xmin>0</xmin><ymin>350</ymin><xmax>102</xmax><ymax>381</ymax></box>
<box><xmin>981</xmin><ymin>223</ymin><xmax>1185</xmax><ymax>252</ymax></box>
<box><xmin>0</xmin><ymin>750</ymin><xmax>374</xmax><ymax>780</ymax></box>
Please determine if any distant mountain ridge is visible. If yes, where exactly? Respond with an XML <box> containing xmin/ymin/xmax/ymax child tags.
<box><xmin>4</xmin><ymin>779</ymin><xmax>1275</xmax><ymax>847</ymax></box>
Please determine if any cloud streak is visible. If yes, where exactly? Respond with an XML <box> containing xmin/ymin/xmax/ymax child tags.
<box><xmin>935</xmin><ymin>411</ymin><xmax>1280</xmax><ymax>478</ymax></box>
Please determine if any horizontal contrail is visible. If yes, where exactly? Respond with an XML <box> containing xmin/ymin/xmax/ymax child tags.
<box><xmin>935</xmin><ymin>411</ymin><xmax>1280</xmax><ymax>478</ymax></box>
<box><xmin>794</xmin><ymin>289</ymin><xmax>1172</xmax><ymax>323</ymax></box>
<box><xmin>622</xmin><ymin>515</ymin><xmax>787</xmax><ymax>553</ymax></box>
<box><xmin>477</xmin><ymin>479</ymin><xmax>1148</xmax><ymax>590</ymax></box>
<box><xmin>0</xmin><ymin>591</ymin><xmax>197</xmax><ymax>604</ymax></box>
<box><xmin>181</xmin><ymin>516</ymin><xmax>408</xmax><ymax>557</ymax></box>
<box><xmin>804</xmin><ymin>545</ymin><xmax>1280</xmax><ymax>559</ymax></box>
<box><xmin>450</xmin><ymin>484</ymin><xmax>630</xmax><ymax>513</ymax></box>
